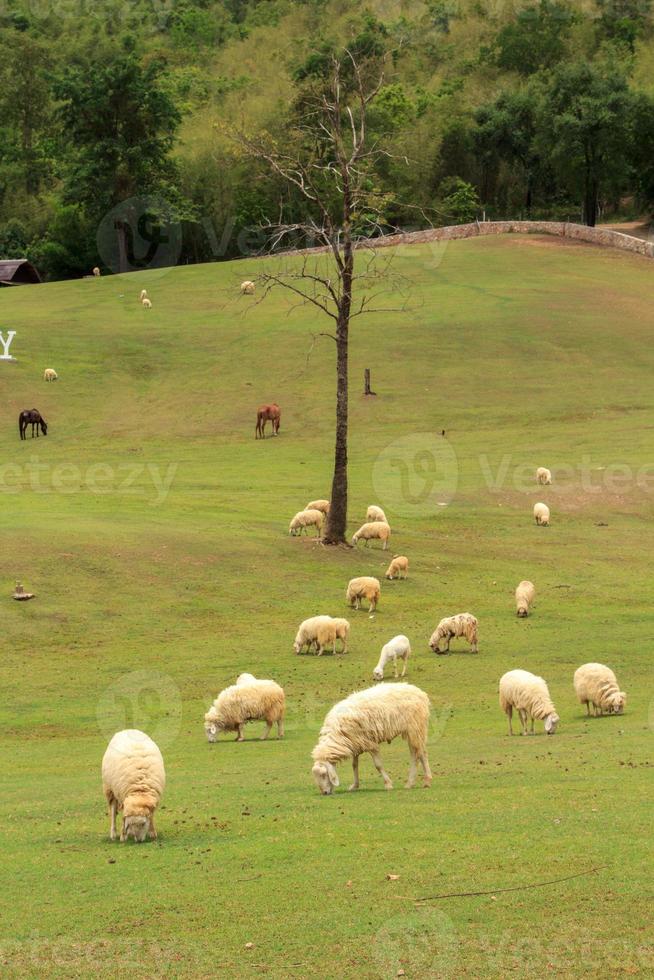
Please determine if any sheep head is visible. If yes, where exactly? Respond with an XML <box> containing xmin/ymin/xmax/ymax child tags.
<box><xmin>312</xmin><ymin>761</ymin><xmax>339</xmax><ymax>795</ymax></box>
<box><xmin>121</xmin><ymin>814</ymin><xmax>151</xmax><ymax>842</ymax></box>
<box><xmin>516</xmin><ymin>605</ymin><xmax>528</xmax><ymax>618</ymax></box>
<box><xmin>204</xmin><ymin>713</ymin><xmax>222</xmax><ymax>742</ymax></box>
<box><xmin>544</xmin><ymin>712</ymin><xmax>559</xmax><ymax>735</ymax></box>
<box><xmin>609</xmin><ymin>692</ymin><xmax>626</xmax><ymax>714</ymax></box>
<box><xmin>373</xmin><ymin>667</ymin><xmax>384</xmax><ymax>681</ymax></box>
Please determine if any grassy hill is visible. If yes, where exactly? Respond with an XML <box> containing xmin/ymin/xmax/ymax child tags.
<box><xmin>1</xmin><ymin>234</ymin><xmax>653</xmax><ymax>977</ymax></box>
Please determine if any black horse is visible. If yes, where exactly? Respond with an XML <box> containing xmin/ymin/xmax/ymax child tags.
<box><xmin>19</xmin><ymin>409</ymin><xmax>48</xmax><ymax>440</ymax></box>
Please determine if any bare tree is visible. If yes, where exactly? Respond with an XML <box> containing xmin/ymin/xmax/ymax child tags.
<box><xmin>233</xmin><ymin>52</ymin><xmax>407</xmax><ymax>544</ymax></box>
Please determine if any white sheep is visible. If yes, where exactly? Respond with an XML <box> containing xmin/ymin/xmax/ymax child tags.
<box><xmin>311</xmin><ymin>683</ymin><xmax>432</xmax><ymax>794</ymax></box>
<box><xmin>429</xmin><ymin>613</ymin><xmax>478</xmax><ymax>654</ymax></box>
<box><xmin>346</xmin><ymin>576</ymin><xmax>381</xmax><ymax>612</ymax></box>
<box><xmin>366</xmin><ymin>505</ymin><xmax>387</xmax><ymax>523</ymax></box>
<box><xmin>204</xmin><ymin>678</ymin><xmax>285</xmax><ymax>742</ymax></box>
<box><xmin>240</xmin><ymin>280</ymin><xmax>255</xmax><ymax>295</ymax></box>
<box><xmin>236</xmin><ymin>672</ymin><xmax>257</xmax><ymax>686</ymax></box>
<box><xmin>92</xmin><ymin>266</ymin><xmax>100</xmax><ymax>277</ymax></box>
<box><xmin>373</xmin><ymin>635</ymin><xmax>410</xmax><ymax>680</ymax></box>
<box><xmin>385</xmin><ymin>555</ymin><xmax>409</xmax><ymax>580</ymax></box>
<box><xmin>293</xmin><ymin>615</ymin><xmax>338</xmax><ymax>656</ymax></box>
<box><xmin>305</xmin><ymin>499</ymin><xmax>330</xmax><ymax>515</ymax></box>
<box><xmin>352</xmin><ymin>521</ymin><xmax>391</xmax><ymax>551</ymax></box>
<box><xmin>43</xmin><ymin>368</ymin><xmax>58</xmax><ymax>382</ymax></box>
<box><xmin>289</xmin><ymin>508</ymin><xmax>323</xmax><ymax>537</ymax></box>
<box><xmin>537</xmin><ymin>467</ymin><xmax>552</xmax><ymax>485</ymax></box>
<box><xmin>101</xmin><ymin>729</ymin><xmax>165</xmax><ymax>842</ymax></box>
<box><xmin>139</xmin><ymin>289</ymin><xmax>148</xmax><ymax>302</ymax></box>
<box><xmin>142</xmin><ymin>297</ymin><xmax>152</xmax><ymax>309</ymax></box>
<box><xmin>499</xmin><ymin>669</ymin><xmax>559</xmax><ymax>736</ymax></box>
<box><xmin>515</xmin><ymin>580</ymin><xmax>535</xmax><ymax>618</ymax></box>
<box><xmin>574</xmin><ymin>663</ymin><xmax>626</xmax><ymax>716</ymax></box>
<box><xmin>331</xmin><ymin>617</ymin><xmax>350</xmax><ymax>654</ymax></box>
<box><xmin>534</xmin><ymin>502</ymin><xmax>550</xmax><ymax>526</ymax></box>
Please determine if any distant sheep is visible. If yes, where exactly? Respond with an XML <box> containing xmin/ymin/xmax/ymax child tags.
<box><xmin>43</xmin><ymin>368</ymin><xmax>58</xmax><ymax>382</ymax></box>
<box><xmin>534</xmin><ymin>502</ymin><xmax>550</xmax><ymax>525</ymax></box>
<box><xmin>537</xmin><ymin>467</ymin><xmax>552</xmax><ymax>485</ymax></box>
<box><xmin>373</xmin><ymin>635</ymin><xmax>410</xmax><ymax>680</ymax></box>
<box><xmin>499</xmin><ymin>669</ymin><xmax>559</xmax><ymax>736</ymax></box>
<box><xmin>366</xmin><ymin>505</ymin><xmax>387</xmax><ymax>523</ymax></box>
<box><xmin>139</xmin><ymin>289</ymin><xmax>148</xmax><ymax>302</ymax></box>
<box><xmin>574</xmin><ymin>663</ymin><xmax>626</xmax><ymax>716</ymax></box>
<box><xmin>515</xmin><ymin>580</ymin><xmax>535</xmax><ymax>618</ymax></box>
<box><xmin>101</xmin><ymin>729</ymin><xmax>165</xmax><ymax>842</ymax></box>
<box><xmin>293</xmin><ymin>615</ymin><xmax>338</xmax><ymax>656</ymax></box>
<box><xmin>346</xmin><ymin>576</ymin><xmax>381</xmax><ymax>613</ymax></box>
<box><xmin>385</xmin><ymin>555</ymin><xmax>408</xmax><ymax>580</ymax></box>
<box><xmin>352</xmin><ymin>521</ymin><xmax>391</xmax><ymax>551</ymax></box>
<box><xmin>429</xmin><ymin>613</ymin><xmax>478</xmax><ymax>654</ymax></box>
<box><xmin>204</xmin><ymin>678</ymin><xmax>285</xmax><ymax>741</ymax></box>
<box><xmin>240</xmin><ymin>281</ymin><xmax>255</xmax><ymax>295</ymax></box>
<box><xmin>306</xmin><ymin>499</ymin><xmax>330</xmax><ymax>515</ymax></box>
<box><xmin>142</xmin><ymin>297</ymin><xmax>152</xmax><ymax>309</ymax></box>
<box><xmin>92</xmin><ymin>266</ymin><xmax>100</xmax><ymax>277</ymax></box>
<box><xmin>311</xmin><ymin>683</ymin><xmax>432</xmax><ymax>794</ymax></box>
<box><xmin>289</xmin><ymin>508</ymin><xmax>323</xmax><ymax>537</ymax></box>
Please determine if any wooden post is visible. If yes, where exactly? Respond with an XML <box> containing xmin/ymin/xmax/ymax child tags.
<box><xmin>364</xmin><ymin>368</ymin><xmax>376</xmax><ymax>396</ymax></box>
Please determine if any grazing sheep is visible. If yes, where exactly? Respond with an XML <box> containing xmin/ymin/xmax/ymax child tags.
<box><xmin>373</xmin><ymin>635</ymin><xmax>410</xmax><ymax>680</ymax></box>
<box><xmin>92</xmin><ymin>266</ymin><xmax>100</xmax><ymax>277</ymax></box>
<box><xmin>346</xmin><ymin>576</ymin><xmax>381</xmax><ymax>613</ymax></box>
<box><xmin>429</xmin><ymin>613</ymin><xmax>478</xmax><ymax>654</ymax></box>
<box><xmin>515</xmin><ymin>580</ymin><xmax>536</xmax><ymax>618</ymax></box>
<box><xmin>499</xmin><ymin>669</ymin><xmax>559</xmax><ymax>736</ymax></box>
<box><xmin>139</xmin><ymin>289</ymin><xmax>148</xmax><ymax>302</ymax></box>
<box><xmin>204</xmin><ymin>678</ymin><xmax>285</xmax><ymax>742</ymax></box>
<box><xmin>574</xmin><ymin>663</ymin><xmax>626</xmax><ymax>716</ymax></box>
<box><xmin>293</xmin><ymin>615</ymin><xmax>338</xmax><ymax>656</ymax></box>
<box><xmin>352</xmin><ymin>521</ymin><xmax>391</xmax><ymax>551</ymax></box>
<box><xmin>306</xmin><ymin>499</ymin><xmax>330</xmax><ymax>515</ymax></box>
<box><xmin>289</xmin><ymin>508</ymin><xmax>323</xmax><ymax>537</ymax></box>
<box><xmin>311</xmin><ymin>683</ymin><xmax>432</xmax><ymax>794</ymax></box>
<box><xmin>385</xmin><ymin>555</ymin><xmax>409</xmax><ymax>580</ymax></box>
<box><xmin>101</xmin><ymin>729</ymin><xmax>165</xmax><ymax>842</ymax></box>
<box><xmin>240</xmin><ymin>280</ymin><xmax>255</xmax><ymax>295</ymax></box>
<box><xmin>534</xmin><ymin>502</ymin><xmax>550</xmax><ymax>526</ymax></box>
<box><xmin>142</xmin><ymin>297</ymin><xmax>152</xmax><ymax>309</ymax></box>
<box><xmin>331</xmin><ymin>617</ymin><xmax>350</xmax><ymax>654</ymax></box>
<box><xmin>537</xmin><ymin>467</ymin><xmax>552</xmax><ymax>485</ymax></box>
<box><xmin>43</xmin><ymin>368</ymin><xmax>58</xmax><ymax>382</ymax></box>
<box><xmin>366</xmin><ymin>505</ymin><xmax>387</xmax><ymax>523</ymax></box>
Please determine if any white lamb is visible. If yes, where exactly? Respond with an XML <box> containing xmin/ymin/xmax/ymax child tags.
<box><xmin>385</xmin><ymin>555</ymin><xmax>409</xmax><ymax>580</ymax></box>
<box><xmin>305</xmin><ymin>499</ymin><xmax>330</xmax><ymax>514</ymax></box>
<box><xmin>352</xmin><ymin>521</ymin><xmax>391</xmax><ymax>550</ymax></box>
<box><xmin>429</xmin><ymin>613</ymin><xmax>478</xmax><ymax>654</ymax></box>
<box><xmin>346</xmin><ymin>576</ymin><xmax>381</xmax><ymax>612</ymax></box>
<box><xmin>574</xmin><ymin>663</ymin><xmax>626</xmax><ymax>716</ymax></box>
<box><xmin>101</xmin><ymin>729</ymin><xmax>165</xmax><ymax>842</ymax></box>
<box><xmin>537</xmin><ymin>467</ymin><xmax>552</xmax><ymax>485</ymax></box>
<box><xmin>289</xmin><ymin>508</ymin><xmax>323</xmax><ymax>537</ymax></box>
<box><xmin>293</xmin><ymin>615</ymin><xmax>338</xmax><ymax>656</ymax></box>
<box><xmin>43</xmin><ymin>368</ymin><xmax>58</xmax><ymax>382</ymax></box>
<box><xmin>240</xmin><ymin>280</ymin><xmax>255</xmax><ymax>294</ymax></box>
<box><xmin>534</xmin><ymin>502</ymin><xmax>550</xmax><ymax>526</ymax></box>
<box><xmin>499</xmin><ymin>669</ymin><xmax>559</xmax><ymax>736</ymax></box>
<box><xmin>373</xmin><ymin>635</ymin><xmax>410</xmax><ymax>680</ymax></box>
<box><xmin>142</xmin><ymin>297</ymin><xmax>152</xmax><ymax>309</ymax></box>
<box><xmin>204</xmin><ymin>678</ymin><xmax>285</xmax><ymax>742</ymax></box>
<box><xmin>139</xmin><ymin>289</ymin><xmax>148</xmax><ymax>302</ymax></box>
<box><xmin>311</xmin><ymin>683</ymin><xmax>432</xmax><ymax>794</ymax></box>
<box><xmin>92</xmin><ymin>266</ymin><xmax>100</xmax><ymax>277</ymax></box>
<box><xmin>366</xmin><ymin>505</ymin><xmax>387</xmax><ymax>523</ymax></box>
<box><xmin>515</xmin><ymin>580</ymin><xmax>535</xmax><ymax>618</ymax></box>
<box><xmin>236</xmin><ymin>672</ymin><xmax>257</xmax><ymax>686</ymax></box>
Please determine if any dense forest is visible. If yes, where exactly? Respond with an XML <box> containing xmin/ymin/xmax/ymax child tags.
<box><xmin>2</xmin><ymin>0</ymin><xmax>654</xmax><ymax>279</ymax></box>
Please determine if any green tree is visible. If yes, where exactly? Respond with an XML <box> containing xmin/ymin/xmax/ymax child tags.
<box><xmin>475</xmin><ymin>89</ymin><xmax>541</xmax><ymax>212</ymax></box>
<box><xmin>495</xmin><ymin>0</ymin><xmax>576</xmax><ymax>76</ymax></box>
<box><xmin>0</xmin><ymin>34</ymin><xmax>52</xmax><ymax>195</ymax></box>
<box><xmin>596</xmin><ymin>0</ymin><xmax>652</xmax><ymax>53</ymax></box>
<box><xmin>438</xmin><ymin>177</ymin><xmax>479</xmax><ymax>223</ymax></box>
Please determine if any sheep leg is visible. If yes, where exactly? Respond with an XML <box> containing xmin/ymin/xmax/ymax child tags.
<box><xmin>261</xmin><ymin>720</ymin><xmax>273</xmax><ymax>740</ymax></box>
<box><xmin>235</xmin><ymin>724</ymin><xmax>244</xmax><ymax>741</ymax></box>
<box><xmin>519</xmin><ymin>709</ymin><xmax>528</xmax><ymax>735</ymax></box>
<box><xmin>400</xmin><ymin>656</ymin><xmax>407</xmax><ymax>678</ymax></box>
<box><xmin>371</xmin><ymin>749</ymin><xmax>393</xmax><ymax>790</ymax></box>
<box><xmin>419</xmin><ymin>751</ymin><xmax>433</xmax><ymax>786</ymax></box>
<box><xmin>149</xmin><ymin>814</ymin><xmax>157</xmax><ymax>840</ymax></box>
<box><xmin>530</xmin><ymin>716</ymin><xmax>535</xmax><ymax>735</ymax></box>
<box><xmin>507</xmin><ymin>707</ymin><xmax>514</xmax><ymax>736</ymax></box>
<box><xmin>383</xmin><ymin>539</ymin><xmax>388</xmax><ymax>550</ymax></box>
<box><xmin>393</xmin><ymin>657</ymin><xmax>398</xmax><ymax>679</ymax></box>
<box><xmin>108</xmin><ymin>798</ymin><xmax>117</xmax><ymax>841</ymax></box>
<box><xmin>317</xmin><ymin>643</ymin><xmax>324</xmax><ymax>656</ymax></box>
<box><xmin>405</xmin><ymin>746</ymin><xmax>418</xmax><ymax>788</ymax></box>
<box><xmin>277</xmin><ymin>718</ymin><xmax>284</xmax><ymax>738</ymax></box>
<box><xmin>585</xmin><ymin>702</ymin><xmax>591</xmax><ymax>716</ymax></box>
<box><xmin>349</xmin><ymin>755</ymin><xmax>360</xmax><ymax>791</ymax></box>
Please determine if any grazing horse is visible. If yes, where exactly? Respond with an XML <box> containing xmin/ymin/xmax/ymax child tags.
<box><xmin>19</xmin><ymin>409</ymin><xmax>48</xmax><ymax>440</ymax></box>
<box><xmin>255</xmin><ymin>403</ymin><xmax>281</xmax><ymax>439</ymax></box>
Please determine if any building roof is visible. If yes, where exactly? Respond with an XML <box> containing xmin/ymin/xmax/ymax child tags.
<box><xmin>0</xmin><ymin>259</ymin><xmax>42</xmax><ymax>285</ymax></box>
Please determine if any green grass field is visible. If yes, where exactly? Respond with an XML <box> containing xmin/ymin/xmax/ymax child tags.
<box><xmin>1</xmin><ymin>235</ymin><xmax>653</xmax><ymax>979</ymax></box>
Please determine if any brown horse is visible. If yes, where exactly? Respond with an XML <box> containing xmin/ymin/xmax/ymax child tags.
<box><xmin>19</xmin><ymin>409</ymin><xmax>48</xmax><ymax>440</ymax></box>
<box><xmin>255</xmin><ymin>403</ymin><xmax>281</xmax><ymax>439</ymax></box>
